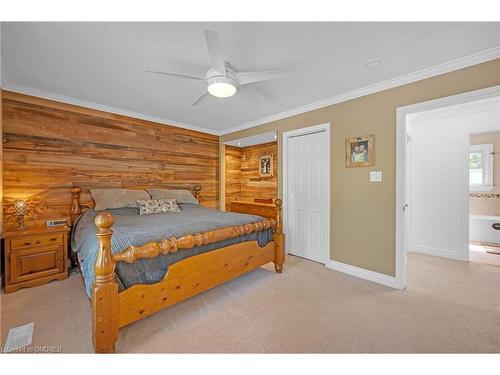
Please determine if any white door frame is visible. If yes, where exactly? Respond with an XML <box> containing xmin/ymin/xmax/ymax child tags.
<box><xmin>396</xmin><ymin>85</ymin><xmax>500</xmax><ymax>290</ymax></box>
<box><xmin>282</xmin><ymin>122</ymin><xmax>331</xmax><ymax>264</ymax></box>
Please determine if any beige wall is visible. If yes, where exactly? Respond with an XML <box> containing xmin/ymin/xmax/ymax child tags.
<box><xmin>220</xmin><ymin>59</ymin><xmax>500</xmax><ymax>277</ymax></box>
<box><xmin>470</xmin><ymin>132</ymin><xmax>500</xmax><ymax>216</ymax></box>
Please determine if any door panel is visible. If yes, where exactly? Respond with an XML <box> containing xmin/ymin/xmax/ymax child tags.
<box><xmin>293</xmin><ymin>208</ymin><xmax>306</xmax><ymax>248</ymax></box>
<box><xmin>309</xmin><ymin>210</ymin><xmax>322</xmax><ymax>256</ymax></box>
<box><xmin>10</xmin><ymin>245</ymin><xmax>64</xmax><ymax>283</ymax></box>
<box><xmin>310</xmin><ymin>160</ymin><xmax>321</xmax><ymax>199</ymax></box>
<box><xmin>287</xmin><ymin>130</ymin><xmax>327</xmax><ymax>263</ymax></box>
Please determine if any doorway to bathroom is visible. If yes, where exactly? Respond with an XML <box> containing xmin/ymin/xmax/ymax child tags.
<box><xmin>396</xmin><ymin>86</ymin><xmax>500</xmax><ymax>288</ymax></box>
<box><xmin>468</xmin><ymin>130</ymin><xmax>500</xmax><ymax>266</ymax></box>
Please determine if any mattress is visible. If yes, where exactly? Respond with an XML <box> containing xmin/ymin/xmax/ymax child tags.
<box><xmin>71</xmin><ymin>204</ymin><xmax>274</xmax><ymax>297</ymax></box>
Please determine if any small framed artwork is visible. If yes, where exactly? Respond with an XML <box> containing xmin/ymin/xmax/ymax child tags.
<box><xmin>259</xmin><ymin>155</ymin><xmax>274</xmax><ymax>177</ymax></box>
<box><xmin>345</xmin><ymin>134</ymin><xmax>375</xmax><ymax>168</ymax></box>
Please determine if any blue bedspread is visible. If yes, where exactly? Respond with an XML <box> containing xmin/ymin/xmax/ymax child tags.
<box><xmin>71</xmin><ymin>204</ymin><xmax>273</xmax><ymax>297</ymax></box>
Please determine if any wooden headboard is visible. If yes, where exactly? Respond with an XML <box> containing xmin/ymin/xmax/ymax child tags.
<box><xmin>70</xmin><ymin>185</ymin><xmax>202</xmax><ymax>225</ymax></box>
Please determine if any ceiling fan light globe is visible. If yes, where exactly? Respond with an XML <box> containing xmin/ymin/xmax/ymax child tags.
<box><xmin>207</xmin><ymin>77</ymin><xmax>237</xmax><ymax>98</ymax></box>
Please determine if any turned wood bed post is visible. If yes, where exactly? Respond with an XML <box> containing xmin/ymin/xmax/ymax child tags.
<box><xmin>93</xmin><ymin>212</ymin><xmax>119</xmax><ymax>353</ymax></box>
<box><xmin>69</xmin><ymin>186</ymin><xmax>82</xmax><ymax>268</ymax></box>
<box><xmin>70</xmin><ymin>186</ymin><xmax>82</xmax><ymax>225</ymax></box>
<box><xmin>193</xmin><ymin>184</ymin><xmax>202</xmax><ymax>202</ymax></box>
<box><xmin>273</xmin><ymin>198</ymin><xmax>285</xmax><ymax>273</ymax></box>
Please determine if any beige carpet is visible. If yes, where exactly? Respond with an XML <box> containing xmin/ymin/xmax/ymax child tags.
<box><xmin>1</xmin><ymin>253</ymin><xmax>499</xmax><ymax>353</ymax></box>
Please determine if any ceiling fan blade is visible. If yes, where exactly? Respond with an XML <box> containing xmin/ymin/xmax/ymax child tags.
<box><xmin>192</xmin><ymin>91</ymin><xmax>210</xmax><ymax>106</ymax></box>
<box><xmin>235</xmin><ymin>70</ymin><xmax>284</xmax><ymax>86</ymax></box>
<box><xmin>147</xmin><ymin>70</ymin><xmax>204</xmax><ymax>81</ymax></box>
<box><xmin>204</xmin><ymin>30</ymin><xmax>226</xmax><ymax>76</ymax></box>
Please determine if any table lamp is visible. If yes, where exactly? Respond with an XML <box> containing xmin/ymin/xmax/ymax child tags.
<box><xmin>14</xmin><ymin>200</ymin><xmax>28</xmax><ymax>230</ymax></box>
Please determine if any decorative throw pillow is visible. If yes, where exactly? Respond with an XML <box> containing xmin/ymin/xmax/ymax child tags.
<box><xmin>136</xmin><ymin>199</ymin><xmax>181</xmax><ymax>215</ymax></box>
<box><xmin>147</xmin><ymin>189</ymin><xmax>199</xmax><ymax>204</ymax></box>
<box><xmin>90</xmin><ymin>189</ymin><xmax>150</xmax><ymax>211</ymax></box>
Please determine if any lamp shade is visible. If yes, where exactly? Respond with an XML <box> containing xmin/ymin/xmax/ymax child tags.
<box><xmin>14</xmin><ymin>200</ymin><xmax>28</xmax><ymax>216</ymax></box>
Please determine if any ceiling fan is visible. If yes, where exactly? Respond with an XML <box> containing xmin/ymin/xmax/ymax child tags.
<box><xmin>147</xmin><ymin>30</ymin><xmax>284</xmax><ymax>106</ymax></box>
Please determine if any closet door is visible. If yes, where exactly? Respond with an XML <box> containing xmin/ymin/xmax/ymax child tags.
<box><xmin>287</xmin><ymin>130</ymin><xmax>328</xmax><ymax>263</ymax></box>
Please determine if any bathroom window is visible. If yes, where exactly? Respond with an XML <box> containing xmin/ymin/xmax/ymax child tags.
<box><xmin>469</xmin><ymin>144</ymin><xmax>494</xmax><ymax>191</ymax></box>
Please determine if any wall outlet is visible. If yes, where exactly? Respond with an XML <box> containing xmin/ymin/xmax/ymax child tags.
<box><xmin>370</xmin><ymin>171</ymin><xmax>382</xmax><ymax>182</ymax></box>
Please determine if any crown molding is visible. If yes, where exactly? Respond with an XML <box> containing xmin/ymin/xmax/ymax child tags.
<box><xmin>1</xmin><ymin>84</ymin><xmax>222</xmax><ymax>136</ymax></box>
<box><xmin>220</xmin><ymin>46</ymin><xmax>500</xmax><ymax>135</ymax></box>
<box><xmin>3</xmin><ymin>47</ymin><xmax>499</xmax><ymax>137</ymax></box>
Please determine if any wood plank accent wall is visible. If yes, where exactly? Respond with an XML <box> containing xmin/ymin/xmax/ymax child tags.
<box><xmin>240</xmin><ymin>141</ymin><xmax>277</xmax><ymax>200</ymax></box>
<box><xmin>224</xmin><ymin>145</ymin><xmax>241</xmax><ymax>211</ymax></box>
<box><xmin>0</xmin><ymin>89</ymin><xmax>3</xmax><ymax>237</ymax></box>
<box><xmin>224</xmin><ymin>141</ymin><xmax>277</xmax><ymax>210</ymax></box>
<box><xmin>1</xmin><ymin>91</ymin><xmax>219</xmax><ymax>231</ymax></box>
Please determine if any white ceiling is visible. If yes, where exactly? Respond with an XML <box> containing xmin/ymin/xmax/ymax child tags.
<box><xmin>225</xmin><ymin>131</ymin><xmax>277</xmax><ymax>147</ymax></box>
<box><xmin>1</xmin><ymin>22</ymin><xmax>499</xmax><ymax>135</ymax></box>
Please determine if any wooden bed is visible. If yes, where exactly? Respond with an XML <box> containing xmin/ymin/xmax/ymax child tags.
<box><xmin>70</xmin><ymin>185</ymin><xmax>285</xmax><ymax>353</ymax></box>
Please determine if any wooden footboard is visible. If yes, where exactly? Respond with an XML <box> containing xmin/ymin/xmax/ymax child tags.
<box><xmin>81</xmin><ymin>191</ymin><xmax>285</xmax><ymax>353</ymax></box>
<box><xmin>118</xmin><ymin>240</ymin><xmax>277</xmax><ymax>328</ymax></box>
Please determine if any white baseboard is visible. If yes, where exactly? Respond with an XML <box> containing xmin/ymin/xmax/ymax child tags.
<box><xmin>326</xmin><ymin>260</ymin><xmax>402</xmax><ymax>289</ymax></box>
<box><xmin>410</xmin><ymin>245</ymin><xmax>467</xmax><ymax>261</ymax></box>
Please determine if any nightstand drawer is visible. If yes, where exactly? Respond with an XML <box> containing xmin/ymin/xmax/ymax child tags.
<box><xmin>11</xmin><ymin>233</ymin><xmax>64</xmax><ymax>251</ymax></box>
<box><xmin>10</xmin><ymin>245</ymin><xmax>65</xmax><ymax>284</ymax></box>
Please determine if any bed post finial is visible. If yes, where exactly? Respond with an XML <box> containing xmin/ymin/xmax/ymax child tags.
<box><xmin>93</xmin><ymin>212</ymin><xmax>118</xmax><ymax>353</ymax></box>
<box><xmin>94</xmin><ymin>212</ymin><xmax>116</xmax><ymax>282</ymax></box>
<box><xmin>193</xmin><ymin>185</ymin><xmax>202</xmax><ymax>202</ymax></box>
<box><xmin>273</xmin><ymin>198</ymin><xmax>285</xmax><ymax>273</ymax></box>
<box><xmin>70</xmin><ymin>186</ymin><xmax>82</xmax><ymax>225</ymax></box>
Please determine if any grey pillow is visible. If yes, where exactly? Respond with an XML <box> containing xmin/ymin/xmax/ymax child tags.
<box><xmin>147</xmin><ymin>189</ymin><xmax>199</xmax><ymax>204</ymax></box>
<box><xmin>90</xmin><ymin>188</ymin><xmax>150</xmax><ymax>211</ymax></box>
<box><xmin>136</xmin><ymin>199</ymin><xmax>181</xmax><ymax>215</ymax></box>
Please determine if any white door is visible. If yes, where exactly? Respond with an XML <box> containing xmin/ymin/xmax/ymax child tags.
<box><xmin>287</xmin><ymin>130</ymin><xmax>328</xmax><ymax>263</ymax></box>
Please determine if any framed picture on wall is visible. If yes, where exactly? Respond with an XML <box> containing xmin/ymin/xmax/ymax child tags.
<box><xmin>259</xmin><ymin>155</ymin><xmax>274</xmax><ymax>177</ymax></box>
<box><xmin>345</xmin><ymin>134</ymin><xmax>375</xmax><ymax>168</ymax></box>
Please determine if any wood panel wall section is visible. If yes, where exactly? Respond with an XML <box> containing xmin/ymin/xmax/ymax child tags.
<box><xmin>0</xmin><ymin>89</ymin><xmax>3</xmax><ymax>237</ymax></box>
<box><xmin>224</xmin><ymin>141</ymin><xmax>277</xmax><ymax>210</ymax></box>
<box><xmin>1</xmin><ymin>91</ymin><xmax>219</xmax><ymax>231</ymax></box>
<box><xmin>224</xmin><ymin>145</ymin><xmax>242</xmax><ymax>211</ymax></box>
<box><xmin>240</xmin><ymin>141</ymin><xmax>277</xmax><ymax>200</ymax></box>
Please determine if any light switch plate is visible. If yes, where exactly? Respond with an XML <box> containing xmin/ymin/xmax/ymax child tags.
<box><xmin>370</xmin><ymin>171</ymin><xmax>382</xmax><ymax>182</ymax></box>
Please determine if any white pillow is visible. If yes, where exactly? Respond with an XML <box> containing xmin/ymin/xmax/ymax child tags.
<box><xmin>90</xmin><ymin>188</ymin><xmax>150</xmax><ymax>211</ymax></box>
<box><xmin>147</xmin><ymin>189</ymin><xmax>199</xmax><ymax>204</ymax></box>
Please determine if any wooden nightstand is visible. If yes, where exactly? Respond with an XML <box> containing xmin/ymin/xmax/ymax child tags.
<box><xmin>3</xmin><ymin>226</ymin><xmax>70</xmax><ymax>293</ymax></box>
<box><xmin>230</xmin><ymin>200</ymin><xmax>279</xmax><ymax>220</ymax></box>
